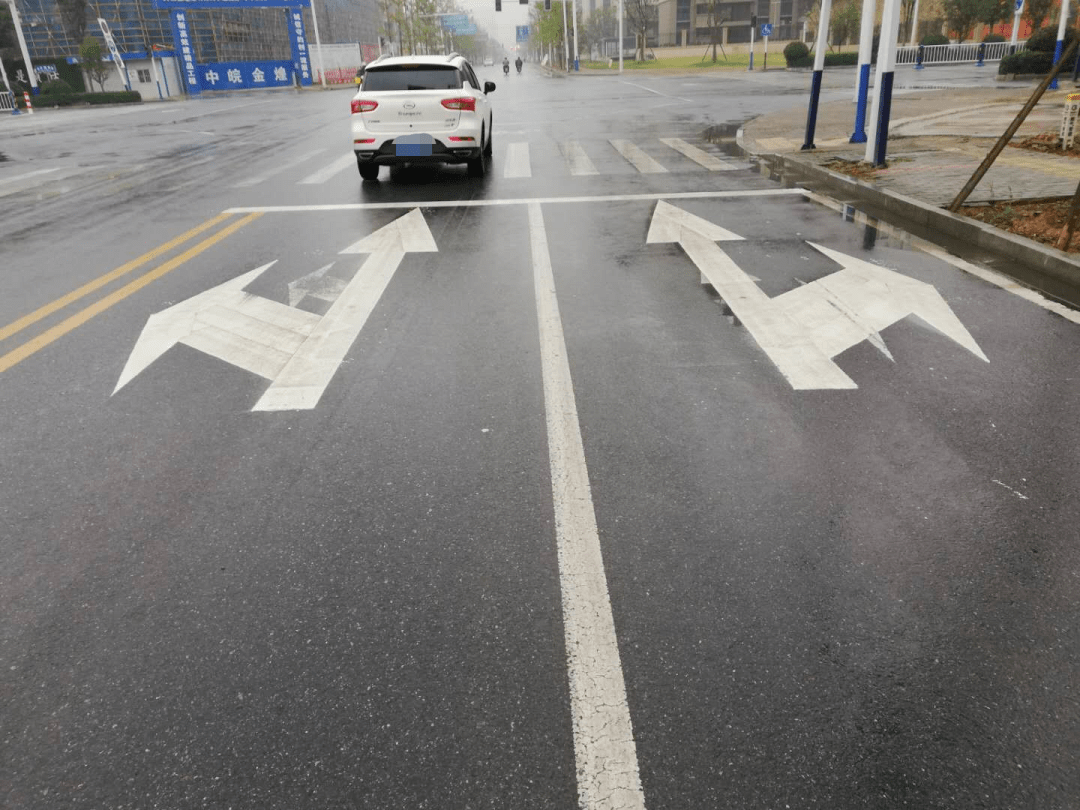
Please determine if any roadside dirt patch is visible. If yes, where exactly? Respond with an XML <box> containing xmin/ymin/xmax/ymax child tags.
<box><xmin>959</xmin><ymin>197</ymin><xmax>1079</xmax><ymax>253</ymax></box>
<box><xmin>821</xmin><ymin>145</ymin><xmax>1080</xmax><ymax>252</ymax></box>
<box><xmin>1010</xmin><ymin>130</ymin><xmax>1080</xmax><ymax>158</ymax></box>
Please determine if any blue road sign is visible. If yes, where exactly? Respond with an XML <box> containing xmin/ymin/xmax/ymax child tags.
<box><xmin>516</xmin><ymin>25</ymin><xmax>529</xmax><ymax>42</ymax></box>
<box><xmin>441</xmin><ymin>14</ymin><xmax>469</xmax><ymax>28</ymax></box>
<box><xmin>154</xmin><ymin>0</ymin><xmax>308</xmax><ymax>8</ymax></box>
<box><xmin>760</xmin><ymin>23</ymin><xmax>773</xmax><ymax>36</ymax></box>
<box><xmin>1014</xmin><ymin>0</ymin><xmax>1023</xmax><ymax>10</ymax></box>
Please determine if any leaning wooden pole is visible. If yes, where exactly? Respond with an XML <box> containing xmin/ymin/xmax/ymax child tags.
<box><xmin>1055</xmin><ymin>178</ymin><xmax>1080</xmax><ymax>250</ymax></box>
<box><xmin>948</xmin><ymin>38</ymin><xmax>1079</xmax><ymax>214</ymax></box>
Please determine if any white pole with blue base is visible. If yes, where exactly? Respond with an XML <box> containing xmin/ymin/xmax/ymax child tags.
<box><xmin>850</xmin><ymin>0</ymin><xmax>877</xmax><ymax>143</ymax></box>
<box><xmin>1051</xmin><ymin>0</ymin><xmax>1070</xmax><ymax>90</ymax></box>
<box><xmin>802</xmin><ymin>0</ymin><xmax>834</xmax><ymax>149</ymax></box>
<box><xmin>865</xmin><ymin>0</ymin><xmax>903</xmax><ymax>165</ymax></box>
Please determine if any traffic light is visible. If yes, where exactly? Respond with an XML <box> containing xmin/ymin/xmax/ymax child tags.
<box><xmin>750</xmin><ymin>13</ymin><xmax>757</xmax><ymax>27</ymax></box>
<box><xmin>495</xmin><ymin>0</ymin><xmax>501</xmax><ymax>10</ymax></box>
<box><xmin>544</xmin><ymin>0</ymin><xmax>551</xmax><ymax>9</ymax></box>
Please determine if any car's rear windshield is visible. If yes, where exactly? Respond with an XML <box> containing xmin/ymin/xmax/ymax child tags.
<box><xmin>363</xmin><ymin>66</ymin><xmax>462</xmax><ymax>91</ymax></box>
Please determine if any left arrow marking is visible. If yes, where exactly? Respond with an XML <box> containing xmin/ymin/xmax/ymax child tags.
<box><xmin>113</xmin><ymin>262</ymin><xmax>322</xmax><ymax>394</ymax></box>
<box><xmin>114</xmin><ymin>209</ymin><xmax>438</xmax><ymax>410</ymax></box>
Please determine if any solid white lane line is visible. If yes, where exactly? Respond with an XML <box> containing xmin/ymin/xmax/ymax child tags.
<box><xmin>619</xmin><ymin>80</ymin><xmax>692</xmax><ymax>103</ymax></box>
<box><xmin>659</xmin><ymin>137</ymin><xmax>740</xmax><ymax>171</ymax></box>
<box><xmin>528</xmin><ymin>201</ymin><xmax>647</xmax><ymax>810</ymax></box>
<box><xmin>234</xmin><ymin>148</ymin><xmax>327</xmax><ymax>187</ymax></box>
<box><xmin>225</xmin><ymin>187</ymin><xmax>807</xmax><ymax>213</ymax></box>
<box><xmin>561</xmin><ymin>140</ymin><xmax>599</xmax><ymax>175</ymax></box>
<box><xmin>503</xmin><ymin>142</ymin><xmax>532</xmax><ymax>178</ymax></box>
<box><xmin>0</xmin><ymin>167</ymin><xmax>63</xmax><ymax>186</ymax></box>
<box><xmin>610</xmin><ymin>140</ymin><xmax>668</xmax><ymax>174</ymax></box>
<box><xmin>298</xmin><ymin>153</ymin><xmax>354</xmax><ymax>185</ymax></box>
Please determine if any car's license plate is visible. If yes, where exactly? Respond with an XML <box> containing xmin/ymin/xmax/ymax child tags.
<box><xmin>396</xmin><ymin>143</ymin><xmax>432</xmax><ymax>157</ymax></box>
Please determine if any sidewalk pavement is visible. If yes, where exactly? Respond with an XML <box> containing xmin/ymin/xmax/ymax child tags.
<box><xmin>737</xmin><ymin>82</ymin><xmax>1080</xmax><ymax>298</ymax></box>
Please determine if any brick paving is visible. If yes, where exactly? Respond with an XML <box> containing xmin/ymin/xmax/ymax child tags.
<box><xmin>740</xmin><ymin>86</ymin><xmax>1080</xmax><ymax>205</ymax></box>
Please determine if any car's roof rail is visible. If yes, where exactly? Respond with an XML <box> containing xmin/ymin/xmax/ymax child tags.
<box><xmin>445</xmin><ymin>52</ymin><xmax>461</xmax><ymax>62</ymax></box>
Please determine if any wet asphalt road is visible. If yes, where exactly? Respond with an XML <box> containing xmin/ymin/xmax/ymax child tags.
<box><xmin>2</xmin><ymin>65</ymin><xmax>1079</xmax><ymax>808</ymax></box>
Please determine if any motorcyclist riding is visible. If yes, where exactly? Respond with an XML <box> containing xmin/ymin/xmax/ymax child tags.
<box><xmin>515</xmin><ymin>56</ymin><xmax>522</xmax><ymax>74</ymax></box>
<box><xmin>502</xmin><ymin>57</ymin><xmax>510</xmax><ymax>76</ymax></box>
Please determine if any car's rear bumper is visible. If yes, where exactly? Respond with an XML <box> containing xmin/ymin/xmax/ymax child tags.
<box><xmin>354</xmin><ymin>140</ymin><xmax>481</xmax><ymax>165</ymax></box>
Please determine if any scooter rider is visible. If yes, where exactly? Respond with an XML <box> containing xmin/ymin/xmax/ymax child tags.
<box><xmin>502</xmin><ymin>57</ymin><xmax>510</xmax><ymax>76</ymax></box>
<box><xmin>515</xmin><ymin>56</ymin><xmax>522</xmax><ymax>74</ymax></box>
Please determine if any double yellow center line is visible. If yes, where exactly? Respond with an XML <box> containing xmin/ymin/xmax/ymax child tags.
<box><xmin>0</xmin><ymin>211</ymin><xmax>262</xmax><ymax>375</ymax></box>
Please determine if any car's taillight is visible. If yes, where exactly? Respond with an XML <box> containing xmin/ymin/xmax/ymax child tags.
<box><xmin>351</xmin><ymin>99</ymin><xmax>378</xmax><ymax>114</ymax></box>
<box><xmin>441</xmin><ymin>97</ymin><xmax>476</xmax><ymax>112</ymax></box>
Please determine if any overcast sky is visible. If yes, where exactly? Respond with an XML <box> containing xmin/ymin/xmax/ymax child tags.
<box><xmin>457</xmin><ymin>0</ymin><xmax>534</xmax><ymax>51</ymax></box>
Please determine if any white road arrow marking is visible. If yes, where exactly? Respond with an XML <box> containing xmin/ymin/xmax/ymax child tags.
<box><xmin>253</xmin><ymin>208</ymin><xmax>437</xmax><ymax>411</ymax></box>
<box><xmin>113</xmin><ymin>262</ymin><xmax>321</xmax><ymax>394</ymax></box>
<box><xmin>648</xmin><ymin>201</ymin><xmax>988</xmax><ymax>390</ymax></box>
<box><xmin>114</xmin><ymin>209</ymin><xmax>438</xmax><ymax>411</ymax></box>
<box><xmin>287</xmin><ymin>263</ymin><xmax>347</xmax><ymax>307</ymax></box>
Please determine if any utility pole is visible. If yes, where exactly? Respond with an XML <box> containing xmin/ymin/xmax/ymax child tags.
<box><xmin>3</xmin><ymin>0</ymin><xmax>40</xmax><ymax>94</ymax></box>
<box><xmin>618</xmin><ymin>0</ymin><xmax>623</xmax><ymax>72</ymax></box>
<box><xmin>571</xmin><ymin>0</ymin><xmax>578</xmax><ymax>70</ymax></box>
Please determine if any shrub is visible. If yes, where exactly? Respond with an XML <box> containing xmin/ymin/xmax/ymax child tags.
<box><xmin>783</xmin><ymin>41</ymin><xmax>810</xmax><ymax>66</ymax></box>
<box><xmin>998</xmin><ymin>49</ymin><xmax>1054</xmax><ymax>74</ymax></box>
<box><xmin>1025</xmin><ymin>25</ymin><xmax>1077</xmax><ymax>53</ymax></box>
<box><xmin>920</xmin><ymin>33</ymin><xmax>951</xmax><ymax>46</ymax></box>
<box><xmin>56</xmin><ymin>61</ymin><xmax>86</xmax><ymax>92</ymax></box>
<box><xmin>981</xmin><ymin>33</ymin><xmax>1005</xmax><ymax>43</ymax></box>
<box><xmin>824</xmin><ymin>52</ymin><xmax>859</xmax><ymax>66</ymax></box>
<box><xmin>31</xmin><ymin>94</ymin><xmax>80</xmax><ymax>107</ymax></box>
<box><xmin>40</xmin><ymin>79</ymin><xmax>75</xmax><ymax>95</ymax></box>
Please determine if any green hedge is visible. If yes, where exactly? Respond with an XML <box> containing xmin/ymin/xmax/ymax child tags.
<box><xmin>28</xmin><ymin>93</ymin><xmax>81</xmax><ymax>107</ymax></box>
<box><xmin>998</xmin><ymin>50</ymin><xmax>1053</xmax><ymax>74</ymax></box>
<box><xmin>920</xmin><ymin>33</ymin><xmax>951</xmax><ymax>46</ymax></box>
<box><xmin>1026</xmin><ymin>24</ymin><xmax>1077</xmax><ymax>53</ymax></box>
<box><xmin>785</xmin><ymin>51</ymin><xmax>860</xmax><ymax>68</ymax></box>
<box><xmin>19</xmin><ymin>90</ymin><xmax>142</xmax><ymax>108</ymax></box>
<box><xmin>85</xmin><ymin>91</ymin><xmax>142</xmax><ymax>104</ymax></box>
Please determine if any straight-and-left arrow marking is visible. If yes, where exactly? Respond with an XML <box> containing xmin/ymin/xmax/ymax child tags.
<box><xmin>114</xmin><ymin>209</ymin><xmax>438</xmax><ymax>411</ymax></box>
<box><xmin>254</xmin><ymin>208</ymin><xmax>437</xmax><ymax>411</ymax></box>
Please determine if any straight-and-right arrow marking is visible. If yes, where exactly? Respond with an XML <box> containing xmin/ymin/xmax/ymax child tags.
<box><xmin>648</xmin><ymin>200</ymin><xmax>987</xmax><ymax>390</ymax></box>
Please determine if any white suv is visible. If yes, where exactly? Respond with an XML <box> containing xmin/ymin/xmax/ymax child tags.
<box><xmin>350</xmin><ymin>53</ymin><xmax>496</xmax><ymax>181</ymax></box>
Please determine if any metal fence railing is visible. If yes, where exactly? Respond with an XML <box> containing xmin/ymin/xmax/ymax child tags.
<box><xmin>0</xmin><ymin>91</ymin><xmax>16</xmax><ymax>112</ymax></box>
<box><xmin>895</xmin><ymin>40</ymin><xmax>1026</xmax><ymax>66</ymax></box>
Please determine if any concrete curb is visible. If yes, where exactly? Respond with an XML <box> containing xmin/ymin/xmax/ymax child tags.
<box><xmin>775</xmin><ymin>155</ymin><xmax>1080</xmax><ymax>289</ymax></box>
<box><xmin>736</xmin><ymin>119</ymin><xmax>1080</xmax><ymax>297</ymax></box>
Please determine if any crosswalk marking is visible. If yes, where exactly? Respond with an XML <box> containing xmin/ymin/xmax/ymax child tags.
<box><xmin>259</xmin><ymin>138</ymin><xmax>745</xmax><ymax>187</ymax></box>
<box><xmin>503</xmin><ymin>142</ymin><xmax>532</xmax><ymax>178</ymax></box>
<box><xmin>298</xmin><ymin>153</ymin><xmax>355</xmax><ymax>185</ymax></box>
<box><xmin>659</xmin><ymin>137</ymin><xmax>739</xmax><ymax>171</ymax></box>
<box><xmin>610</xmin><ymin>139</ymin><xmax>668</xmax><ymax>174</ymax></box>
<box><xmin>234</xmin><ymin>148</ymin><xmax>326</xmax><ymax>187</ymax></box>
<box><xmin>560</xmin><ymin>140</ymin><xmax>599</xmax><ymax>175</ymax></box>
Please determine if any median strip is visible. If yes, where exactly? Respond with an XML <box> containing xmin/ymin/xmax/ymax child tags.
<box><xmin>0</xmin><ymin>212</ymin><xmax>236</xmax><ymax>344</ymax></box>
<box><xmin>0</xmin><ymin>213</ymin><xmax>262</xmax><ymax>375</ymax></box>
